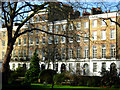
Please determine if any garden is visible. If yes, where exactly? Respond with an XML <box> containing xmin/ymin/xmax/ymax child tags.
<box><xmin>3</xmin><ymin>50</ymin><xmax>120</xmax><ymax>90</ymax></box>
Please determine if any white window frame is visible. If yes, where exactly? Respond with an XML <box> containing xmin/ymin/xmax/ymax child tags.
<box><xmin>92</xmin><ymin>45</ymin><xmax>97</xmax><ymax>58</ymax></box>
<box><xmin>3</xmin><ymin>32</ymin><xmax>5</xmax><ymax>37</ymax></box>
<box><xmin>76</xmin><ymin>34</ymin><xmax>80</xmax><ymax>42</ymax></box>
<box><xmin>101</xmin><ymin>19</ymin><xmax>106</xmax><ymax>27</ymax></box>
<box><xmin>30</xmin><ymin>38</ymin><xmax>33</xmax><ymax>45</ymax></box>
<box><xmin>36</xmin><ymin>27</ymin><xmax>39</xmax><ymax>34</ymax></box>
<box><xmin>23</xmin><ymin>38</ymin><xmax>26</xmax><ymax>45</ymax></box>
<box><xmin>36</xmin><ymin>38</ymin><xmax>39</xmax><ymax>45</ymax></box>
<box><xmin>110</xmin><ymin>29</ymin><xmax>115</xmax><ymax>39</ymax></box>
<box><xmin>48</xmin><ymin>26</ymin><xmax>52</xmax><ymax>32</ymax></box>
<box><xmin>69</xmin><ymin>48</ymin><xmax>73</xmax><ymax>59</ymax></box>
<box><xmin>61</xmin><ymin>48</ymin><xmax>65</xmax><ymax>60</ymax></box>
<box><xmin>61</xmin><ymin>36</ymin><xmax>66</xmax><ymax>43</ymax></box>
<box><xmin>93</xmin><ymin>63</ymin><xmax>97</xmax><ymax>72</ymax></box>
<box><xmin>101</xmin><ymin>45</ymin><xmax>106</xmax><ymax>58</ymax></box>
<box><xmin>111</xmin><ymin>44</ymin><xmax>115</xmax><ymax>58</ymax></box>
<box><xmin>84</xmin><ymin>22</ymin><xmax>89</xmax><ymax>29</ymax></box>
<box><xmin>2</xmin><ymin>51</ymin><xmax>5</xmax><ymax>61</ymax></box>
<box><xmin>101</xmin><ymin>30</ymin><xmax>106</xmax><ymax>40</ymax></box>
<box><xmin>84</xmin><ymin>47</ymin><xmax>88</xmax><ymax>59</ymax></box>
<box><xmin>18</xmin><ymin>39</ymin><xmax>21</xmax><ymax>46</ymax></box>
<box><xmin>84</xmin><ymin>33</ymin><xmax>88</xmax><ymax>41</ymax></box>
<box><xmin>2</xmin><ymin>40</ymin><xmax>5</xmax><ymax>47</ymax></box>
<box><xmin>69</xmin><ymin>23</ymin><xmax>73</xmax><ymax>30</ymax></box>
<box><xmin>36</xmin><ymin>16</ymin><xmax>39</xmax><ymax>22</ymax></box>
<box><xmin>23</xmin><ymin>49</ymin><xmax>26</xmax><ymax>57</ymax></box>
<box><xmin>76</xmin><ymin>22</ymin><xmax>81</xmax><ymax>30</ymax></box>
<box><xmin>76</xmin><ymin>47</ymin><xmax>80</xmax><ymax>59</ymax></box>
<box><xmin>92</xmin><ymin>20</ymin><xmax>97</xmax><ymax>28</ymax></box>
<box><xmin>62</xmin><ymin>24</ymin><xmax>66</xmax><ymax>31</ymax></box>
<box><xmin>55</xmin><ymin>36</ymin><xmax>59</xmax><ymax>44</ymax></box>
<box><xmin>29</xmin><ymin>50</ymin><xmax>33</xmax><ymax>58</ymax></box>
<box><xmin>69</xmin><ymin>35</ymin><xmax>73</xmax><ymax>43</ymax></box>
<box><xmin>110</xmin><ymin>18</ymin><xmax>115</xmax><ymax>26</ymax></box>
<box><xmin>92</xmin><ymin>31</ymin><xmax>97</xmax><ymax>41</ymax></box>
<box><xmin>48</xmin><ymin>36</ymin><xmax>52</xmax><ymax>44</ymax></box>
<box><xmin>42</xmin><ymin>25</ymin><xmax>46</xmax><ymax>30</ymax></box>
<box><xmin>42</xmin><ymin>37</ymin><xmax>45</xmax><ymax>44</ymax></box>
<box><xmin>55</xmin><ymin>25</ymin><xmax>59</xmax><ymax>33</ymax></box>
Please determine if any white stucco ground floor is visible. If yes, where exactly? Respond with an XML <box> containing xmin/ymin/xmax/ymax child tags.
<box><xmin>9</xmin><ymin>59</ymin><xmax>120</xmax><ymax>76</ymax></box>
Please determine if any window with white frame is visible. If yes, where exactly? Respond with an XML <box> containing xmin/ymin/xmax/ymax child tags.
<box><xmin>23</xmin><ymin>38</ymin><xmax>26</xmax><ymax>45</ymax></box>
<box><xmin>18</xmin><ymin>39</ymin><xmax>21</xmax><ymax>46</ymax></box>
<box><xmin>31</xmin><ymin>17</ymin><xmax>33</xmax><ymax>22</ymax></box>
<box><xmin>101</xmin><ymin>19</ymin><xmax>106</xmax><ymax>27</ymax></box>
<box><xmin>48</xmin><ymin>49</ymin><xmax>52</xmax><ymax>60</ymax></box>
<box><xmin>76</xmin><ymin>47</ymin><xmax>80</xmax><ymax>58</ymax></box>
<box><xmin>48</xmin><ymin>26</ymin><xmax>52</xmax><ymax>32</ymax></box>
<box><xmin>42</xmin><ymin>37</ymin><xmax>45</xmax><ymax>44</ymax></box>
<box><xmin>110</xmin><ymin>18</ymin><xmax>115</xmax><ymax>26</ymax></box>
<box><xmin>84</xmin><ymin>33</ymin><xmax>88</xmax><ymax>41</ymax></box>
<box><xmin>69</xmin><ymin>48</ymin><xmax>73</xmax><ymax>59</ymax></box>
<box><xmin>76</xmin><ymin>34</ymin><xmax>80</xmax><ymax>42</ymax></box>
<box><xmin>101</xmin><ymin>30</ymin><xmax>106</xmax><ymax>40</ymax></box>
<box><xmin>30</xmin><ymin>38</ymin><xmax>33</xmax><ymax>45</ymax></box>
<box><xmin>61</xmin><ymin>36</ymin><xmax>66</xmax><ymax>43</ymax></box>
<box><xmin>55</xmin><ymin>36</ymin><xmax>59</xmax><ymax>44</ymax></box>
<box><xmin>84</xmin><ymin>22</ymin><xmax>89</xmax><ymax>28</ymax></box>
<box><xmin>92</xmin><ymin>45</ymin><xmax>97</xmax><ymax>58</ymax></box>
<box><xmin>42</xmin><ymin>48</ymin><xmax>45</xmax><ymax>60</ymax></box>
<box><xmin>55</xmin><ymin>25</ymin><xmax>59</xmax><ymax>32</ymax></box>
<box><xmin>3</xmin><ymin>32</ymin><xmax>5</xmax><ymax>37</ymax></box>
<box><xmin>92</xmin><ymin>20</ymin><xmax>97</xmax><ymax>27</ymax></box>
<box><xmin>69</xmin><ymin>35</ymin><xmax>73</xmax><ymax>43</ymax></box>
<box><xmin>76</xmin><ymin>63</ymin><xmax>80</xmax><ymax>72</ymax></box>
<box><xmin>42</xmin><ymin>25</ymin><xmax>46</xmax><ymax>30</ymax></box>
<box><xmin>111</xmin><ymin>44</ymin><xmax>115</xmax><ymax>58</ymax></box>
<box><xmin>55</xmin><ymin>48</ymin><xmax>59</xmax><ymax>60</ymax></box>
<box><xmin>102</xmin><ymin>62</ymin><xmax>106</xmax><ymax>71</ymax></box>
<box><xmin>61</xmin><ymin>48</ymin><xmax>65</xmax><ymax>60</ymax></box>
<box><xmin>23</xmin><ymin>49</ymin><xmax>26</xmax><ymax>57</ymax></box>
<box><xmin>36</xmin><ymin>38</ymin><xmax>39</xmax><ymax>45</ymax></box>
<box><xmin>36</xmin><ymin>27</ymin><xmax>39</xmax><ymax>34</ymax></box>
<box><xmin>93</xmin><ymin>63</ymin><xmax>97</xmax><ymax>72</ymax></box>
<box><xmin>84</xmin><ymin>47</ymin><xmax>88</xmax><ymax>59</ymax></box>
<box><xmin>101</xmin><ymin>45</ymin><xmax>106</xmax><ymax>58</ymax></box>
<box><xmin>69</xmin><ymin>63</ymin><xmax>73</xmax><ymax>71</ymax></box>
<box><xmin>92</xmin><ymin>31</ymin><xmax>97</xmax><ymax>40</ymax></box>
<box><xmin>62</xmin><ymin>24</ymin><xmax>66</xmax><ymax>31</ymax></box>
<box><xmin>29</xmin><ymin>50</ymin><xmax>33</xmax><ymax>58</ymax></box>
<box><xmin>69</xmin><ymin>23</ymin><xmax>73</xmax><ymax>30</ymax></box>
<box><xmin>36</xmin><ymin>16</ymin><xmax>39</xmax><ymax>22</ymax></box>
<box><xmin>2</xmin><ymin>40</ymin><xmax>5</xmax><ymax>47</ymax></box>
<box><xmin>76</xmin><ymin>22</ymin><xmax>81</xmax><ymax>30</ymax></box>
<box><xmin>2</xmin><ymin>51</ymin><xmax>5</xmax><ymax>60</ymax></box>
<box><xmin>110</xmin><ymin>29</ymin><xmax>115</xmax><ymax>39</ymax></box>
<box><xmin>42</xmin><ymin>15</ymin><xmax>46</xmax><ymax>21</ymax></box>
<box><xmin>48</xmin><ymin>36</ymin><xmax>52</xmax><ymax>44</ymax></box>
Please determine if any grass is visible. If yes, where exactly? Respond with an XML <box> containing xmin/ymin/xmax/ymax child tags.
<box><xmin>31</xmin><ymin>83</ymin><xmax>120</xmax><ymax>90</ymax></box>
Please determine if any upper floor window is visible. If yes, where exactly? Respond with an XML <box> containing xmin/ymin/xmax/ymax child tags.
<box><xmin>48</xmin><ymin>26</ymin><xmax>52</xmax><ymax>32</ymax></box>
<box><xmin>101</xmin><ymin>45</ymin><xmax>106</xmax><ymax>58</ymax></box>
<box><xmin>2</xmin><ymin>40</ymin><xmax>5</xmax><ymax>47</ymax></box>
<box><xmin>110</xmin><ymin>18</ymin><xmax>115</xmax><ymax>26</ymax></box>
<box><xmin>61</xmin><ymin>48</ymin><xmax>65</xmax><ymax>60</ymax></box>
<box><xmin>69</xmin><ymin>48</ymin><xmax>73</xmax><ymax>59</ymax></box>
<box><xmin>92</xmin><ymin>45</ymin><xmax>97</xmax><ymax>58</ymax></box>
<box><xmin>23</xmin><ymin>38</ymin><xmax>26</xmax><ymax>45</ymax></box>
<box><xmin>110</xmin><ymin>29</ymin><xmax>115</xmax><ymax>39</ymax></box>
<box><xmin>76</xmin><ymin>47</ymin><xmax>80</xmax><ymax>58</ymax></box>
<box><xmin>48</xmin><ymin>36</ymin><xmax>52</xmax><ymax>44</ymax></box>
<box><xmin>76</xmin><ymin>22</ymin><xmax>81</xmax><ymax>30</ymax></box>
<box><xmin>84</xmin><ymin>47</ymin><xmax>88</xmax><ymax>59</ymax></box>
<box><xmin>18</xmin><ymin>39</ymin><xmax>21</xmax><ymax>46</ymax></box>
<box><xmin>55</xmin><ymin>36</ymin><xmax>59</xmax><ymax>44</ymax></box>
<box><xmin>92</xmin><ymin>31</ymin><xmax>97</xmax><ymax>41</ymax></box>
<box><xmin>101</xmin><ymin>30</ymin><xmax>106</xmax><ymax>40</ymax></box>
<box><xmin>42</xmin><ymin>25</ymin><xmax>46</xmax><ymax>30</ymax></box>
<box><xmin>36</xmin><ymin>16</ymin><xmax>39</xmax><ymax>22</ymax></box>
<box><xmin>92</xmin><ymin>20</ymin><xmax>97</xmax><ymax>27</ymax></box>
<box><xmin>42</xmin><ymin>37</ymin><xmax>45</xmax><ymax>44</ymax></box>
<box><xmin>111</xmin><ymin>44</ymin><xmax>115</xmax><ymax>58</ymax></box>
<box><xmin>30</xmin><ymin>38</ymin><xmax>33</xmax><ymax>45</ymax></box>
<box><xmin>36</xmin><ymin>27</ymin><xmax>39</xmax><ymax>34</ymax></box>
<box><xmin>3</xmin><ymin>32</ymin><xmax>5</xmax><ymax>37</ymax></box>
<box><xmin>69</xmin><ymin>35</ymin><xmax>73</xmax><ymax>43</ymax></box>
<box><xmin>61</xmin><ymin>36</ymin><xmax>66</xmax><ymax>43</ymax></box>
<box><xmin>101</xmin><ymin>19</ymin><xmax>106</xmax><ymax>27</ymax></box>
<box><xmin>42</xmin><ymin>15</ymin><xmax>46</xmax><ymax>21</ymax></box>
<box><xmin>69</xmin><ymin>23</ymin><xmax>73</xmax><ymax>30</ymax></box>
<box><xmin>36</xmin><ymin>38</ymin><xmax>39</xmax><ymax>45</ymax></box>
<box><xmin>84</xmin><ymin>22</ymin><xmax>89</xmax><ymax>29</ymax></box>
<box><xmin>2</xmin><ymin>51</ymin><xmax>5</xmax><ymax>60</ymax></box>
<box><xmin>62</xmin><ymin>24</ymin><xmax>66</xmax><ymax>31</ymax></box>
<box><xmin>76</xmin><ymin>34</ymin><xmax>80</xmax><ymax>42</ymax></box>
<box><xmin>55</xmin><ymin>25</ymin><xmax>59</xmax><ymax>33</ymax></box>
<box><xmin>84</xmin><ymin>33</ymin><xmax>89</xmax><ymax>41</ymax></box>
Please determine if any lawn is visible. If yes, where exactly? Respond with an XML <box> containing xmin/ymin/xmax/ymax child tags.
<box><xmin>31</xmin><ymin>83</ymin><xmax>119</xmax><ymax>90</ymax></box>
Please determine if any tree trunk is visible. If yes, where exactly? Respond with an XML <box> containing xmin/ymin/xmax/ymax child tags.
<box><xmin>1</xmin><ymin>42</ymin><xmax>14</xmax><ymax>87</ymax></box>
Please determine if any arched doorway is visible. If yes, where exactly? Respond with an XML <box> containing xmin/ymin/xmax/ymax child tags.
<box><xmin>83</xmin><ymin>63</ymin><xmax>89</xmax><ymax>75</ymax></box>
<box><xmin>41</xmin><ymin>64</ymin><xmax>45</xmax><ymax>70</ymax></box>
<box><xmin>61</xmin><ymin>63</ymin><xmax>66</xmax><ymax>73</ymax></box>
